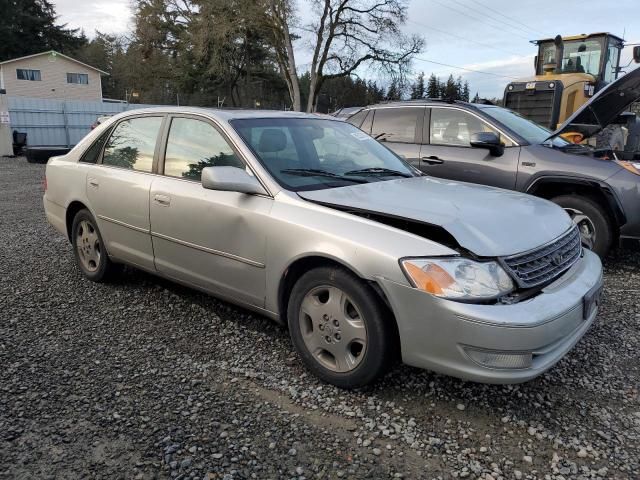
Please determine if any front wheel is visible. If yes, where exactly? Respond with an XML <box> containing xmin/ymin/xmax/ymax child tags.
<box><xmin>551</xmin><ymin>195</ymin><xmax>613</xmax><ymax>257</ymax></box>
<box><xmin>287</xmin><ymin>267</ymin><xmax>396</xmax><ymax>389</ymax></box>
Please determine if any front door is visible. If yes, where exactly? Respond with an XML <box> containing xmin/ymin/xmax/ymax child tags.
<box><xmin>86</xmin><ymin>115</ymin><xmax>165</xmax><ymax>270</ymax></box>
<box><xmin>367</xmin><ymin>106</ymin><xmax>424</xmax><ymax>169</ymax></box>
<box><xmin>419</xmin><ymin>107</ymin><xmax>521</xmax><ymax>190</ymax></box>
<box><xmin>149</xmin><ymin>115</ymin><xmax>272</xmax><ymax>307</ymax></box>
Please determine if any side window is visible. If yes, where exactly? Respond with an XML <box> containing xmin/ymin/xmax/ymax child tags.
<box><xmin>80</xmin><ymin>128</ymin><xmax>111</xmax><ymax>164</ymax></box>
<box><xmin>102</xmin><ymin>117</ymin><xmax>163</xmax><ymax>172</ymax></box>
<box><xmin>371</xmin><ymin>108</ymin><xmax>419</xmax><ymax>143</ymax></box>
<box><xmin>430</xmin><ymin>109</ymin><xmax>512</xmax><ymax>147</ymax></box>
<box><xmin>346</xmin><ymin>109</ymin><xmax>367</xmax><ymax>128</ymax></box>
<box><xmin>164</xmin><ymin>117</ymin><xmax>244</xmax><ymax>181</ymax></box>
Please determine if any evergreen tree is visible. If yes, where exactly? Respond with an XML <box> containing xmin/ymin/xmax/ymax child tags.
<box><xmin>443</xmin><ymin>74</ymin><xmax>458</xmax><ymax>99</ymax></box>
<box><xmin>426</xmin><ymin>73</ymin><xmax>439</xmax><ymax>98</ymax></box>
<box><xmin>0</xmin><ymin>0</ymin><xmax>86</xmax><ymax>61</ymax></box>
<box><xmin>462</xmin><ymin>81</ymin><xmax>470</xmax><ymax>102</ymax></box>
<box><xmin>472</xmin><ymin>92</ymin><xmax>480</xmax><ymax>103</ymax></box>
<box><xmin>386</xmin><ymin>79</ymin><xmax>401</xmax><ymax>101</ymax></box>
<box><xmin>410</xmin><ymin>72</ymin><xmax>425</xmax><ymax>99</ymax></box>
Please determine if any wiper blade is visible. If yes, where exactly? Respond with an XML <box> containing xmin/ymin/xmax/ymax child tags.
<box><xmin>281</xmin><ymin>168</ymin><xmax>368</xmax><ymax>183</ymax></box>
<box><xmin>344</xmin><ymin>167</ymin><xmax>413</xmax><ymax>178</ymax></box>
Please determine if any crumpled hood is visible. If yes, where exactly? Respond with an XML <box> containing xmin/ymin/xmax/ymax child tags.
<box><xmin>298</xmin><ymin>176</ymin><xmax>573</xmax><ymax>257</ymax></box>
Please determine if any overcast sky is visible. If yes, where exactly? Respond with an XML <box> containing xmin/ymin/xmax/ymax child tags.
<box><xmin>52</xmin><ymin>0</ymin><xmax>640</xmax><ymax>98</ymax></box>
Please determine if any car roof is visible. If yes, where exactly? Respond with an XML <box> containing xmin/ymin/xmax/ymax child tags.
<box><xmin>114</xmin><ymin>106</ymin><xmax>331</xmax><ymax>122</ymax></box>
<box><xmin>361</xmin><ymin>99</ymin><xmax>484</xmax><ymax>110</ymax></box>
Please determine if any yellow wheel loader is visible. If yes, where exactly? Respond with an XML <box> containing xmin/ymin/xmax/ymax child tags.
<box><xmin>503</xmin><ymin>33</ymin><xmax>640</xmax><ymax>152</ymax></box>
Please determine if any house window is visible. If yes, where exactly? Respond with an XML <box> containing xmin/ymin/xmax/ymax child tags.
<box><xmin>67</xmin><ymin>73</ymin><xmax>89</xmax><ymax>85</ymax></box>
<box><xmin>16</xmin><ymin>69</ymin><xmax>41</xmax><ymax>81</ymax></box>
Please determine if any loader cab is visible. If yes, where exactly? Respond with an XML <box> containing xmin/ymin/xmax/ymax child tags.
<box><xmin>505</xmin><ymin>33</ymin><xmax>626</xmax><ymax>130</ymax></box>
<box><xmin>534</xmin><ymin>33</ymin><xmax>624</xmax><ymax>84</ymax></box>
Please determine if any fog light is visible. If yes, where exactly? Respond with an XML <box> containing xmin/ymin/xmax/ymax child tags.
<box><xmin>464</xmin><ymin>347</ymin><xmax>533</xmax><ymax>369</ymax></box>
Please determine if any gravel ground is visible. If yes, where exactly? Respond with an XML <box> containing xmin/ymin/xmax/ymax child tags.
<box><xmin>1</xmin><ymin>157</ymin><xmax>639</xmax><ymax>480</ymax></box>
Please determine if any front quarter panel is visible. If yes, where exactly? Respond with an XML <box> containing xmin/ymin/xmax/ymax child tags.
<box><xmin>263</xmin><ymin>192</ymin><xmax>459</xmax><ymax>314</ymax></box>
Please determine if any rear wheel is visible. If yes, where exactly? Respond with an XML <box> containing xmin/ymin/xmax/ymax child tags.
<box><xmin>71</xmin><ymin>209</ymin><xmax>120</xmax><ymax>282</ymax></box>
<box><xmin>551</xmin><ymin>195</ymin><xmax>613</xmax><ymax>257</ymax></box>
<box><xmin>287</xmin><ymin>267</ymin><xmax>395</xmax><ymax>388</ymax></box>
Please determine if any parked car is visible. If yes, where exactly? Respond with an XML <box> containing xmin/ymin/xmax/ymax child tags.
<box><xmin>44</xmin><ymin>108</ymin><xmax>603</xmax><ymax>388</ymax></box>
<box><xmin>346</xmin><ymin>68</ymin><xmax>640</xmax><ymax>256</ymax></box>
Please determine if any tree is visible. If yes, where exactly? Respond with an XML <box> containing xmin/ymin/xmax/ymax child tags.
<box><xmin>385</xmin><ymin>79</ymin><xmax>401</xmax><ymax>100</ymax></box>
<box><xmin>0</xmin><ymin>0</ymin><xmax>86</xmax><ymax>61</ymax></box>
<box><xmin>410</xmin><ymin>72</ymin><xmax>425</xmax><ymax>99</ymax></box>
<box><xmin>426</xmin><ymin>73</ymin><xmax>439</xmax><ymax>98</ymax></box>
<box><xmin>264</xmin><ymin>0</ymin><xmax>423</xmax><ymax>111</ymax></box>
<box><xmin>472</xmin><ymin>92</ymin><xmax>480</xmax><ymax>103</ymax></box>
<box><xmin>461</xmin><ymin>81</ymin><xmax>470</xmax><ymax>102</ymax></box>
<box><xmin>442</xmin><ymin>74</ymin><xmax>458</xmax><ymax>99</ymax></box>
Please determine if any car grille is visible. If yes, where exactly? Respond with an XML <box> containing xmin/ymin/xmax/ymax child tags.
<box><xmin>504</xmin><ymin>90</ymin><xmax>555</xmax><ymax>129</ymax></box>
<box><xmin>501</xmin><ymin>227</ymin><xmax>582</xmax><ymax>288</ymax></box>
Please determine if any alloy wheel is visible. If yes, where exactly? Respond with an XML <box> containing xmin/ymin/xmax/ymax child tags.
<box><xmin>76</xmin><ymin>219</ymin><xmax>101</xmax><ymax>272</ymax></box>
<box><xmin>298</xmin><ymin>285</ymin><xmax>367</xmax><ymax>373</ymax></box>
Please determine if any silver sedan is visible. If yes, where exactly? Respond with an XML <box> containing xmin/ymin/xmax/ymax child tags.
<box><xmin>43</xmin><ymin>107</ymin><xmax>603</xmax><ymax>388</ymax></box>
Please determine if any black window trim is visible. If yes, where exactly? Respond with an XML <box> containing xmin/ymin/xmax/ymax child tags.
<box><xmin>97</xmin><ymin>113</ymin><xmax>168</xmax><ymax>174</ymax></box>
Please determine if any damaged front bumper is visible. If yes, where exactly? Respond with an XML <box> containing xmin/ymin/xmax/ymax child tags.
<box><xmin>376</xmin><ymin>250</ymin><xmax>603</xmax><ymax>384</ymax></box>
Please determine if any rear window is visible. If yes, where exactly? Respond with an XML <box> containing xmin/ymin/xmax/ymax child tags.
<box><xmin>370</xmin><ymin>108</ymin><xmax>421</xmax><ymax>143</ymax></box>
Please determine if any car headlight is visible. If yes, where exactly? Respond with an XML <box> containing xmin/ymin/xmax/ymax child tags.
<box><xmin>400</xmin><ymin>257</ymin><xmax>514</xmax><ymax>301</ymax></box>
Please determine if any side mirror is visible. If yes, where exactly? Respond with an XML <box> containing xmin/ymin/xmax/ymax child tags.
<box><xmin>201</xmin><ymin>166</ymin><xmax>267</xmax><ymax>195</ymax></box>
<box><xmin>470</xmin><ymin>132</ymin><xmax>504</xmax><ymax>157</ymax></box>
<box><xmin>633</xmin><ymin>46</ymin><xmax>640</xmax><ymax>64</ymax></box>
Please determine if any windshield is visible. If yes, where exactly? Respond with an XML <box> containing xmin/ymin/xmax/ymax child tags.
<box><xmin>479</xmin><ymin>106</ymin><xmax>568</xmax><ymax>146</ymax></box>
<box><xmin>537</xmin><ymin>39</ymin><xmax>603</xmax><ymax>76</ymax></box>
<box><xmin>231</xmin><ymin>117</ymin><xmax>417</xmax><ymax>191</ymax></box>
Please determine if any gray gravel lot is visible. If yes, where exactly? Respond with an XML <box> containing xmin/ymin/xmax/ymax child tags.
<box><xmin>1</xmin><ymin>157</ymin><xmax>639</xmax><ymax>480</ymax></box>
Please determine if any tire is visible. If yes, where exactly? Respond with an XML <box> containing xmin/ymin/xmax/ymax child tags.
<box><xmin>287</xmin><ymin>266</ymin><xmax>396</xmax><ymax>389</ymax></box>
<box><xmin>71</xmin><ymin>209</ymin><xmax>120</xmax><ymax>282</ymax></box>
<box><xmin>551</xmin><ymin>195</ymin><xmax>613</xmax><ymax>257</ymax></box>
<box><xmin>595</xmin><ymin>125</ymin><xmax>625</xmax><ymax>151</ymax></box>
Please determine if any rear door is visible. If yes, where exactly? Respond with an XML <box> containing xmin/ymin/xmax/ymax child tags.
<box><xmin>419</xmin><ymin>106</ymin><xmax>521</xmax><ymax>189</ymax></box>
<box><xmin>86</xmin><ymin>115</ymin><xmax>165</xmax><ymax>270</ymax></box>
<box><xmin>367</xmin><ymin>107</ymin><xmax>424</xmax><ymax>169</ymax></box>
<box><xmin>149</xmin><ymin>115</ymin><xmax>272</xmax><ymax>307</ymax></box>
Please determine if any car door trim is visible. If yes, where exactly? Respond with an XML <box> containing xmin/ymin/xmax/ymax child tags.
<box><xmin>150</xmin><ymin>231</ymin><xmax>265</xmax><ymax>268</ymax></box>
<box><xmin>97</xmin><ymin>214</ymin><xmax>150</xmax><ymax>234</ymax></box>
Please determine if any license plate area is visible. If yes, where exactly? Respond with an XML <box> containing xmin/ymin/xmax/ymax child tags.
<box><xmin>583</xmin><ymin>279</ymin><xmax>603</xmax><ymax>320</ymax></box>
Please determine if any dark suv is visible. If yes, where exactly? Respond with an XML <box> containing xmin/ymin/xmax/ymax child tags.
<box><xmin>346</xmin><ymin>69</ymin><xmax>640</xmax><ymax>256</ymax></box>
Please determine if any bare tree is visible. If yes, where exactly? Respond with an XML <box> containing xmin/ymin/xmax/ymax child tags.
<box><xmin>264</xmin><ymin>0</ymin><xmax>302</xmax><ymax>111</ymax></box>
<box><xmin>265</xmin><ymin>0</ymin><xmax>423</xmax><ymax>112</ymax></box>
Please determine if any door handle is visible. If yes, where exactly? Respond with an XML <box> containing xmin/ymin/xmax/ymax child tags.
<box><xmin>422</xmin><ymin>156</ymin><xmax>444</xmax><ymax>165</ymax></box>
<box><xmin>88</xmin><ymin>178</ymin><xmax>99</xmax><ymax>188</ymax></box>
<box><xmin>153</xmin><ymin>194</ymin><xmax>171</xmax><ymax>206</ymax></box>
